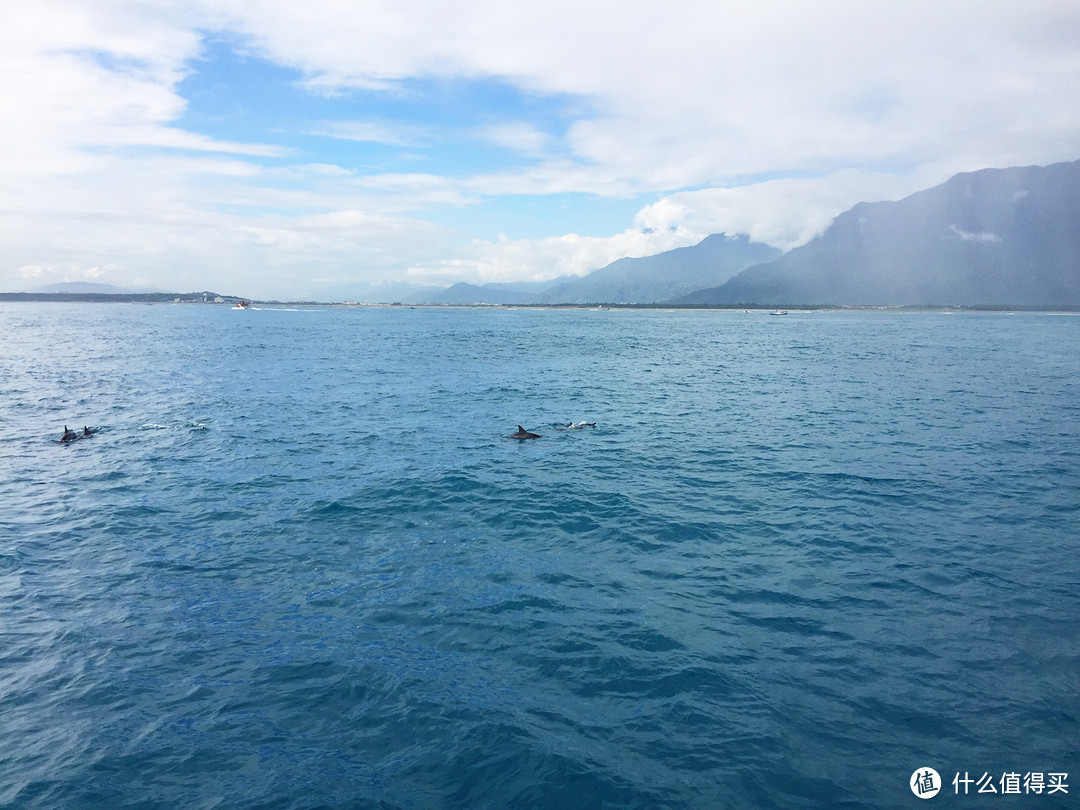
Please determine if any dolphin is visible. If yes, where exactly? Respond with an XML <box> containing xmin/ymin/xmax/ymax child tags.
<box><xmin>82</xmin><ymin>426</ymin><xmax>95</xmax><ymax>437</ymax></box>
<box><xmin>60</xmin><ymin>425</ymin><xmax>77</xmax><ymax>442</ymax></box>
<box><xmin>508</xmin><ymin>425</ymin><xmax>541</xmax><ymax>440</ymax></box>
<box><xmin>566</xmin><ymin>421</ymin><xmax>596</xmax><ymax>429</ymax></box>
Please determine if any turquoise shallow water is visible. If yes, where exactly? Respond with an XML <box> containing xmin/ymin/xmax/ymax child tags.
<box><xmin>1</xmin><ymin>304</ymin><xmax>1078</xmax><ymax>808</ymax></box>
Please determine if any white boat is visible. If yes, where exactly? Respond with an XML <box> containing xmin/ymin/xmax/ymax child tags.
<box><xmin>232</xmin><ymin>301</ymin><xmax>251</xmax><ymax>309</ymax></box>
<box><xmin>769</xmin><ymin>310</ymin><xmax>788</xmax><ymax>316</ymax></box>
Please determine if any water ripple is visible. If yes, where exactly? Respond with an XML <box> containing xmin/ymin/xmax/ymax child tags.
<box><xmin>1</xmin><ymin>305</ymin><xmax>1078</xmax><ymax>808</ymax></box>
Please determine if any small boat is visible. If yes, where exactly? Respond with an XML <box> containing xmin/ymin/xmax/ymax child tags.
<box><xmin>232</xmin><ymin>301</ymin><xmax>251</xmax><ymax>309</ymax></box>
<box><xmin>769</xmin><ymin>310</ymin><xmax>788</xmax><ymax>316</ymax></box>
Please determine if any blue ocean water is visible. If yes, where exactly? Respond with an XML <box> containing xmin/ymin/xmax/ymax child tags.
<box><xmin>1</xmin><ymin>303</ymin><xmax>1078</xmax><ymax>809</ymax></box>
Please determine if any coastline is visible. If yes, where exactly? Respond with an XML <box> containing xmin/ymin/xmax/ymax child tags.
<box><xmin>2</xmin><ymin>292</ymin><xmax>1078</xmax><ymax>314</ymax></box>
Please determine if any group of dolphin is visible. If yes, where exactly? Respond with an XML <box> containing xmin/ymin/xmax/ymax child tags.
<box><xmin>59</xmin><ymin>422</ymin><xmax>580</xmax><ymax>442</ymax></box>
<box><xmin>59</xmin><ymin>425</ymin><xmax>96</xmax><ymax>443</ymax></box>
<box><xmin>60</xmin><ymin>422</ymin><xmax>580</xmax><ymax>442</ymax></box>
<box><xmin>507</xmin><ymin>422</ymin><xmax>595</xmax><ymax>440</ymax></box>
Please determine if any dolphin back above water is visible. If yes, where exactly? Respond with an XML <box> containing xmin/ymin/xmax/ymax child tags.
<box><xmin>508</xmin><ymin>425</ymin><xmax>541</xmax><ymax>440</ymax></box>
<box><xmin>59</xmin><ymin>424</ymin><xmax>97</xmax><ymax>443</ymax></box>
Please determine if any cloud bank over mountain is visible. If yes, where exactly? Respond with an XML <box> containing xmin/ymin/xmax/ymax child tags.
<box><xmin>423</xmin><ymin>160</ymin><xmax>1080</xmax><ymax>307</ymax></box>
<box><xmin>678</xmin><ymin>160</ymin><xmax>1080</xmax><ymax>306</ymax></box>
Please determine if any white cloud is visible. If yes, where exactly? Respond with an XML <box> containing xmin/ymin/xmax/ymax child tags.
<box><xmin>238</xmin><ymin>208</ymin><xmax>451</xmax><ymax>258</ymax></box>
<box><xmin>406</xmin><ymin>226</ymin><xmax>701</xmax><ymax>286</ymax></box>
<box><xmin>631</xmin><ymin>170</ymin><xmax>935</xmax><ymax>251</ymax></box>
<box><xmin>2</xmin><ymin>0</ymin><xmax>1080</xmax><ymax>298</ymax></box>
<box><xmin>0</xmin><ymin>0</ymin><xmax>282</xmax><ymax>183</ymax></box>
<box><xmin>209</xmin><ymin>0</ymin><xmax>1080</xmax><ymax>183</ymax></box>
<box><xmin>310</xmin><ymin>120</ymin><xmax>431</xmax><ymax>147</ymax></box>
<box><xmin>948</xmin><ymin>225</ymin><xmax>1003</xmax><ymax>243</ymax></box>
<box><xmin>17</xmin><ymin>262</ymin><xmax>110</xmax><ymax>285</ymax></box>
<box><xmin>476</xmin><ymin>122</ymin><xmax>554</xmax><ymax>157</ymax></box>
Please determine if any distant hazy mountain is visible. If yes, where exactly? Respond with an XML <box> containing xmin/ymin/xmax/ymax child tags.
<box><xmin>433</xmin><ymin>282</ymin><xmax>539</xmax><ymax>305</ymax></box>
<box><xmin>420</xmin><ymin>236</ymin><xmax>778</xmax><ymax>305</ymax></box>
<box><xmin>482</xmin><ymin>278</ymin><xmax>578</xmax><ymax>294</ymax></box>
<box><xmin>678</xmin><ymin>159</ymin><xmax>1080</xmax><ymax>306</ymax></box>
<box><xmin>315</xmin><ymin>281</ymin><xmax>440</xmax><ymax>304</ymax></box>
<box><xmin>535</xmin><ymin>234</ymin><xmax>781</xmax><ymax>304</ymax></box>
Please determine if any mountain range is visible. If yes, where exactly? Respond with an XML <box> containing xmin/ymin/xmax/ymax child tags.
<box><xmin>680</xmin><ymin>159</ymin><xmax>1080</xmax><ymax>306</ymax></box>
<box><xmin>430</xmin><ymin>234</ymin><xmax>779</xmax><ymax>305</ymax></box>
<box><xmin>11</xmin><ymin>160</ymin><xmax>1076</xmax><ymax>307</ymax></box>
<box><xmin>427</xmin><ymin>158</ymin><xmax>1080</xmax><ymax>307</ymax></box>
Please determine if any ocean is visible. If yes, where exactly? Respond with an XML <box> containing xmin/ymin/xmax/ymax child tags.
<box><xmin>1</xmin><ymin>303</ymin><xmax>1077</xmax><ymax>808</ymax></box>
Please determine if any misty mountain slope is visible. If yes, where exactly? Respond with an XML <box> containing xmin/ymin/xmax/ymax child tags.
<box><xmin>534</xmin><ymin>234</ymin><xmax>781</xmax><ymax>304</ymax></box>
<box><xmin>678</xmin><ymin>159</ymin><xmax>1080</xmax><ymax>306</ymax></box>
<box><xmin>432</xmin><ymin>282</ymin><xmax>539</xmax><ymax>305</ymax></box>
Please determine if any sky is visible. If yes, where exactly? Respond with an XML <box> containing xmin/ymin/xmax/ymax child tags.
<box><xmin>3</xmin><ymin>0</ymin><xmax>1080</xmax><ymax>301</ymax></box>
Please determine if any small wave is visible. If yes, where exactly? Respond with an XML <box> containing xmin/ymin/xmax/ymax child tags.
<box><xmin>138</xmin><ymin>420</ymin><xmax>208</xmax><ymax>432</ymax></box>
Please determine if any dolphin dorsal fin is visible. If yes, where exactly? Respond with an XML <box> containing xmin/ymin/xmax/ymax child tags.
<box><xmin>517</xmin><ymin>425</ymin><xmax>525</xmax><ymax>432</ymax></box>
